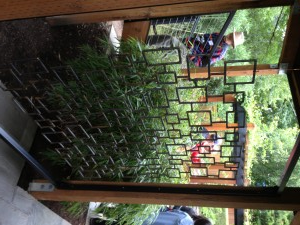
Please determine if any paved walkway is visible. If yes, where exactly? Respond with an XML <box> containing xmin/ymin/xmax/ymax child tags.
<box><xmin>0</xmin><ymin>82</ymin><xmax>71</xmax><ymax>225</ymax></box>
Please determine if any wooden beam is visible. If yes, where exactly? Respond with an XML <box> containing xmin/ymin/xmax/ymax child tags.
<box><xmin>182</xmin><ymin>64</ymin><xmax>279</xmax><ymax>79</ymax></box>
<box><xmin>208</xmin><ymin>163</ymin><xmax>238</xmax><ymax>170</ymax></box>
<box><xmin>122</xmin><ymin>21</ymin><xmax>150</xmax><ymax>42</ymax></box>
<box><xmin>205</xmin><ymin>123</ymin><xmax>255</xmax><ymax>131</ymax></box>
<box><xmin>189</xmin><ymin>177</ymin><xmax>237</xmax><ymax>185</ymax></box>
<box><xmin>279</xmin><ymin>2</ymin><xmax>300</xmax><ymax>67</ymax></box>
<box><xmin>288</xmin><ymin>71</ymin><xmax>300</xmax><ymax>123</ymax></box>
<box><xmin>282</xmin><ymin>1</ymin><xmax>300</xmax><ymax>122</ymax></box>
<box><xmin>42</xmin><ymin>0</ymin><xmax>293</xmax><ymax>26</ymax></box>
<box><xmin>1</xmin><ymin>0</ymin><xmax>201</xmax><ymax>21</ymax></box>
<box><xmin>190</xmin><ymin>163</ymin><xmax>239</xmax><ymax>170</ymax></box>
<box><xmin>291</xmin><ymin>211</ymin><xmax>300</xmax><ymax>225</ymax></box>
<box><xmin>29</xmin><ymin>181</ymin><xmax>300</xmax><ymax>210</ymax></box>
<box><xmin>199</xmin><ymin>95</ymin><xmax>236</xmax><ymax>103</ymax></box>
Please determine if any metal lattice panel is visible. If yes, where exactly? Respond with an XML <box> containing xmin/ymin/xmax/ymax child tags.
<box><xmin>0</xmin><ymin>11</ymin><xmax>255</xmax><ymax>183</ymax></box>
<box><xmin>0</xmin><ymin>52</ymin><xmax>257</xmax><ymax>185</ymax></box>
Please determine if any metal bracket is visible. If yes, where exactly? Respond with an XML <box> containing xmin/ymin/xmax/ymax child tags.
<box><xmin>269</xmin><ymin>64</ymin><xmax>279</xmax><ymax>69</ymax></box>
<box><xmin>28</xmin><ymin>182</ymin><xmax>55</xmax><ymax>192</ymax></box>
<box><xmin>279</xmin><ymin>63</ymin><xmax>289</xmax><ymax>75</ymax></box>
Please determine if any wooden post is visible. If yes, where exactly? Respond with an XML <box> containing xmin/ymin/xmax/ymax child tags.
<box><xmin>291</xmin><ymin>211</ymin><xmax>300</xmax><ymax>225</ymax></box>
<box><xmin>279</xmin><ymin>0</ymin><xmax>300</xmax><ymax>67</ymax></box>
<box><xmin>122</xmin><ymin>21</ymin><xmax>150</xmax><ymax>42</ymax></box>
<box><xmin>207</xmin><ymin>165</ymin><xmax>237</xmax><ymax>178</ymax></box>
<box><xmin>228</xmin><ymin>208</ymin><xmax>235</xmax><ymax>225</ymax></box>
<box><xmin>182</xmin><ymin>64</ymin><xmax>280</xmax><ymax>79</ymax></box>
<box><xmin>279</xmin><ymin>1</ymin><xmax>300</xmax><ymax>122</ymax></box>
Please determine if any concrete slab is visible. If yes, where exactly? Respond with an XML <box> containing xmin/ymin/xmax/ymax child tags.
<box><xmin>0</xmin><ymin>83</ymin><xmax>37</xmax><ymax>150</ymax></box>
<box><xmin>107</xmin><ymin>20</ymin><xmax>124</xmax><ymax>39</ymax></box>
<box><xmin>27</xmin><ymin>200</ymin><xmax>69</xmax><ymax>225</ymax></box>
<box><xmin>0</xmin><ymin>83</ymin><xmax>37</xmax><ymax>186</ymax></box>
<box><xmin>0</xmin><ymin>142</ymin><xmax>28</xmax><ymax>186</ymax></box>
<box><xmin>0</xmin><ymin>200</ymin><xmax>29</xmax><ymax>225</ymax></box>
<box><xmin>61</xmin><ymin>220</ymin><xmax>73</xmax><ymax>225</ymax></box>
<box><xmin>0</xmin><ymin>83</ymin><xmax>71</xmax><ymax>225</ymax></box>
<box><xmin>109</xmin><ymin>25</ymin><xmax>120</xmax><ymax>51</ymax></box>
<box><xmin>12</xmin><ymin>187</ymin><xmax>36</xmax><ymax>215</ymax></box>
<box><xmin>0</xmin><ymin>180</ymin><xmax>71</xmax><ymax>225</ymax></box>
<box><xmin>0</xmin><ymin>178</ymin><xmax>16</xmax><ymax>203</ymax></box>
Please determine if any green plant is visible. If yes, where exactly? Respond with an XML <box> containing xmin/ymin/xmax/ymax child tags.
<box><xmin>248</xmin><ymin>209</ymin><xmax>293</xmax><ymax>225</ymax></box>
<box><xmin>43</xmin><ymin>37</ymin><xmax>193</xmax><ymax>186</ymax></box>
<box><xmin>61</xmin><ymin>202</ymin><xmax>89</xmax><ymax>218</ymax></box>
<box><xmin>200</xmin><ymin>207</ymin><xmax>226</xmax><ymax>225</ymax></box>
<box><xmin>94</xmin><ymin>203</ymin><xmax>163</xmax><ymax>225</ymax></box>
<box><xmin>41</xmin><ymin>7</ymin><xmax>298</xmax><ymax>224</ymax></box>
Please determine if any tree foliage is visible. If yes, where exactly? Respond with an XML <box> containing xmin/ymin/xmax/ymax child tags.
<box><xmin>249</xmin><ymin>209</ymin><xmax>293</xmax><ymax>225</ymax></box>
<box><xmin>42</xmin><ymin>6</ymin><xmax>297</xmax><ymax>225</ymax></box>
<box><xmin>224</xmin><ymin>7</ymin><xmax>298</xmax><ymax>225</ymax></box>
<box><xmin>221</xmin><ymin>6</ymin><xmax>290</xmax><ymax>64</ymax></box>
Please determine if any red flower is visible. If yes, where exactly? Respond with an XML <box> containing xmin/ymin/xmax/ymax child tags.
<box><xmin>191</xmin><ymin>151</ymin><xmax>201</xmax><ymax>163</ymax></box>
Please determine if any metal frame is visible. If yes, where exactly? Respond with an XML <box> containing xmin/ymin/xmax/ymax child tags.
<box><xmin>278</xmin><ymin>134</ymin><xmax>300</xmax><ymax>193</ymax></box>
<box><xmin>0</xmin><ymin>126</ymin><xmax>59</xmax><ymax>186</ymax></box>
<box><xmin>0</xmin><ymin>2</ymin><xmax>299</xmax><ymax>215</ymax></box>
<box><xmin>0</xmin><ymin>123</ymin><xmax>270</xmax><ymax>195</ymax></box>
<box><xmin>1</xmin><ymin>120</ymin><xmax>300</xmax><ymax>203</ymax></box>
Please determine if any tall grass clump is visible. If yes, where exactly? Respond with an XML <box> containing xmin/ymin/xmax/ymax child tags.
<box><xmin>44</xmin><ymin>37</ymin><xmax>191</xmax><ymax>225</ymax></box>
<box><xmin>45</xmin><ymin>37</ymin><xmax>186</xmax><ymax>182</ymax></box>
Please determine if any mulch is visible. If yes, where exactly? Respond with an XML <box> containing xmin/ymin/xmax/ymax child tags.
<box><xmin>41</xmin><ymin>201</ymin><xmax>89</xmax><ymax>225</ymax></box>
<box><xmin>0</xmin><ymin>17</ymin><xmax>110</xmax><ymax>225</ymax></box>
<box><xmin>0</xmin><ymin>18</ymin><xmax>109</xmax><ymax>66</ymax></box>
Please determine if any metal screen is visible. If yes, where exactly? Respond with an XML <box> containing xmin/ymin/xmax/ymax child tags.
<box><xmin>0</xmin><ymin>13</ymin><xmax>258</xmax><ymax>186</ymax></box>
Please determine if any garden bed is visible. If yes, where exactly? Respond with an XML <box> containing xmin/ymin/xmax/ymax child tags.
<box><xmin>0</xmin><ymin>18</ymin><xmax>109</xmax><ymax>66</ymax></box>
